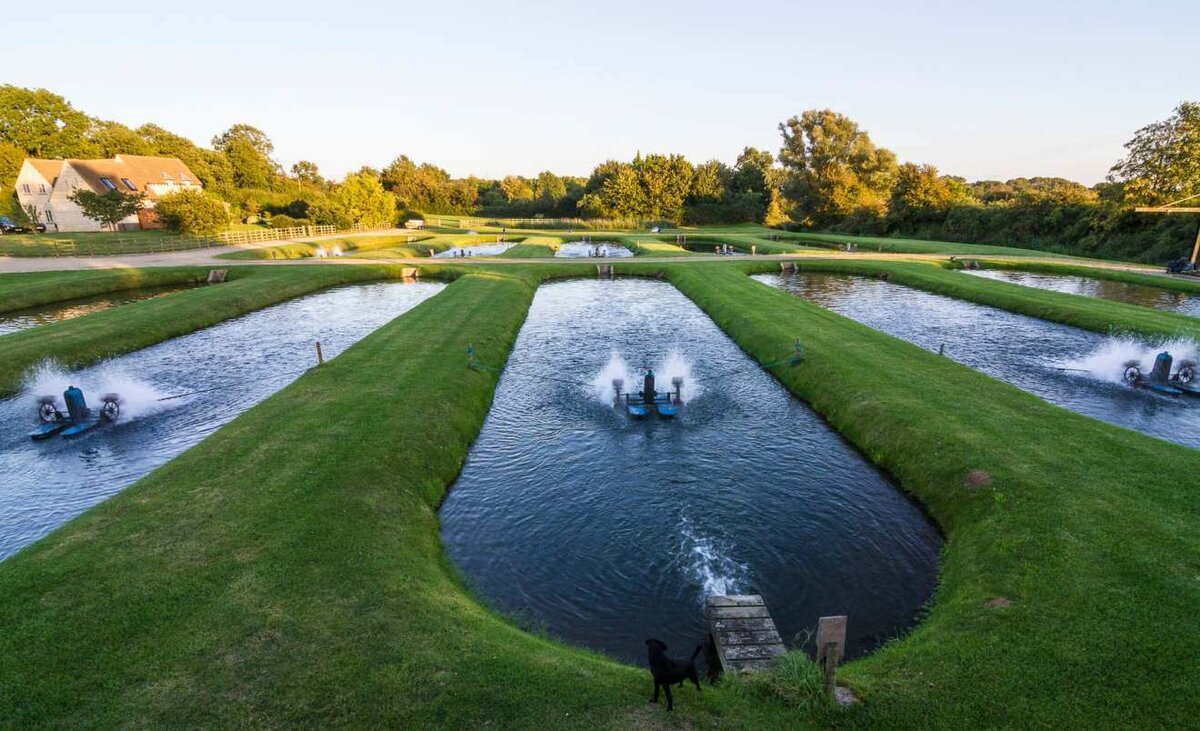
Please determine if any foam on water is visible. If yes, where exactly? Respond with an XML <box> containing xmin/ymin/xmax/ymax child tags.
<box><xmin>23</xmin><ymin>360</ymin><xmax>171</xmax><ymax>420</ymax></box>
<box><xmin>679</xmin><ymin>516</ymin><xmax>748</xmax><ymax>599</ymax></box>
<box><xmin>1058</xmin><ymin>336</ymin><xmax>1200</xmax><ymax>385</ymax></box>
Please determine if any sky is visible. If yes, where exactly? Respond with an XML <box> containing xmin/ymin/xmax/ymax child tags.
<box><xmin>7</xmin><ymin>1</ymin><xmax>1197</xmax><ymax>184</ymax></box>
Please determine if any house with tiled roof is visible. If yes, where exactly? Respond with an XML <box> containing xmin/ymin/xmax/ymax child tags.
<box><xmin>15</xmin><ymin>154</ymin><xmax>202</xmax><ymax>231</ymax></box>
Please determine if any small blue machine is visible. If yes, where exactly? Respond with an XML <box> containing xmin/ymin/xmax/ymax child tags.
<box><xmin>30</xmin><ymin>386</ymin><xmax>121</xmax><ymax>440</ymax></box>
<box><xmin>612</xmin><ymin>369</ymin><xmax>683</xmax><ymax>419</ymax></box>
<box><xmin>1122</xmin><ymin>352</ymin><xmax>1199</xmax><ymax>397</ymax></box>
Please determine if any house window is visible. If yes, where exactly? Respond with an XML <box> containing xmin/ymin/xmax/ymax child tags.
<box><xmin>100</xmin><ymin>177</ymin><xmax>117</xmax><ymax>190</ymax></box>
<box><xmin>39</xmin><ymin>184</ymin><xmax>47</xmax><ymax>194</ymax></box>
<box><xmin>121</xmin><ymin>178</ymin><xmax>137</xmax><ymax>191</ymax></box>
<box><xmin>21</xmin><ymin>184</ymin><xmax>31</xmax><ymax>194</ymax></box>
<box><xmin>45</xmin><ymin>209</ymin><xmax>54</xmax><ymax>222</ymax></box>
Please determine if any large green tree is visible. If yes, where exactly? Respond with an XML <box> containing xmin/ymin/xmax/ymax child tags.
<box><xmin>778</xmin><ymin>109</ymin><xmax>898</xmax><ymax>225</ymax></box>
<box><xmin>887</xmin><ymin>163</ymin><xmax>970</xmax><ymax>229</ymax></box>
<box><xmin>0</xmin><ymin>85</ymin><xmax>99</xmax><ymax>158</ymax></box>
<box><xmin>311</xmin><ymin>171</ymin><xmax>395</xmax><ymax>228</ymax></box>
<box><xmin>91</xmin><ymin>121</ymin><xmax>154</xmax><ymax>157</ymax></box>
<box><xmin>211</xmin><ymin>124</ymin><xmax>277</xmax><ymax>190</ymax></box>
<box><xmin>1109</xmin><ymin>101</ymin><xmax>1200</xmax><ymax>206</ymax></box>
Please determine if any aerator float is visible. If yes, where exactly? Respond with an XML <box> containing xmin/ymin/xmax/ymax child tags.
<box><xmin>612</xmin><ymin>370</ymin><xmax>683</xmax><ymax>419</ymax></box>
<box><xmin>29</xmin><ymin>386</ymin><xmax>121</xmax><ymax>440</ymax></box>
<box><xmin>1122</xmin><ymin>352</ymin><xmax>1200</xmax><ymax>397</ymax></box>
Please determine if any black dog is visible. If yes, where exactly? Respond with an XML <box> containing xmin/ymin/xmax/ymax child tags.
<box><xmin>645</xmin><ymin>638</ymin><xmax>702</xmax><ymax>711</ymax></box>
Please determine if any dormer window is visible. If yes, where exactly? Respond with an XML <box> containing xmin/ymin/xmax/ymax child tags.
<box><xmin>100</xmin><ymin>177</ymin><xmax>117</xmax><ymax>190</ymax></box>
<box><xmin>121</xmin><ymin>178</ymin><xmax>137</xmax><ymax>191</ymax></box>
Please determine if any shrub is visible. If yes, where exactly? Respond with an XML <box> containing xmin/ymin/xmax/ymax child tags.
<box><xmin>155</xmin><ymin>190</ymin><xmax>230</xmax><ymax>236</ymax></box>
<box><xmin>269</xmin><ymin>214</ymin><xmax>312</xmax><ymax>229</ymax></box>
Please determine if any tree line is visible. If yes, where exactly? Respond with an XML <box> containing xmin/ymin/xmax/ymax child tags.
<box><xmin>1</xmin><ymin>84</ymin><xmax>1196</xmax><ymax>261</ymax></box>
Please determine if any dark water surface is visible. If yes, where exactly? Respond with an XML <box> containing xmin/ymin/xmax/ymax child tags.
<box><xmin>963</xmin><ymin>269</ymin><xmax>1200</xmax><ymax>317</ymax></box>
<box><xmin>0</xmin><ymin>281</ymin><xmax>444</xmax><ymax>560</ymax></box>
<box><xmin>440</xmin><ymin>279</ymin><xmax>941</xmax><ymax>665</ymax></box>
<box><xmin>0</xmin><ymin>285</ymin><xmax>196</xmax><ymax>336</ymax></box>
<box><xmin>755</xmin><ymin>272</ymin><xmax>1200</xmax><ymax>449</ymax></box>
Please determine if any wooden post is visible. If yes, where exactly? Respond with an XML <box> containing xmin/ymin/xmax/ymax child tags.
<box><xmin>816</xmin><ymin>615</ymin><xmax>847</xmax><ymax>699</ymax></box>
<box><xmin>1191</xmin><ymin>221</ymin><xmax>1200</xmax><ymax>266</ymax></box>
<box><xmin>315</xmin><ymin>341</ymin><xmax>325</xmax><ymax>366</ymax></box>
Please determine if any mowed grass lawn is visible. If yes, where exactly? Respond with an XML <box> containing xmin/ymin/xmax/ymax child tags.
<box><xmin>0</xmin><ymin>259</ymin><xmax>1197</xmax><ymax>726</ymax></box>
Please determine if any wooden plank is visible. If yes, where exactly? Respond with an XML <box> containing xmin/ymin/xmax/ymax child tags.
<box><xmin>706</xmin><ymin>594</ymin><xmax>787</xmax><ymax>674</ymax></box>
<box><xmin>706</xmin><ymin>595</ymin><xmax>765</xmax><ymax>608</ymax></box>
<box><xmin>718</xmin><ymin>630</ymin><xmax>783</xmax><ymax>646</ymax></box>
<box><xmin>709</xmin><ymin>605</ymin><xmax>770</xmax><ymax>619</ymax></box>
<box><xmin>722</xmin><ymin>644</ymin><xmax>787</xmax><ymax>661</ymax></box>
<box><xmin>710</xmin><ymin>617</ymin><xmax>778</xmax><ymax>633</ymax></box>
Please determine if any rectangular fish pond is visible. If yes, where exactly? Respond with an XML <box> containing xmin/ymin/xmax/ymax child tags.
<box><xmin>439</xmin><ymin>278</ymin><xmax>941</xmax><ymax>667</ymax></box>
<box><xmin>756</xmin><ymin>271</ymin><xmax>1200</xmax><ymax>449</ymax></box>
<box><xmin>0</xmin><ymin>284</ymin><xmax>199</xmax><ymax>337</ymax></box>
<box><xmin>961</xmin><ymin>268</ymin><xmax>1200</xmax><ymax>317</ymax></box>
<box><xmin>0</xmin><ymin>281</ymin><xmax>444</xmax><ymax>560</ymax></box>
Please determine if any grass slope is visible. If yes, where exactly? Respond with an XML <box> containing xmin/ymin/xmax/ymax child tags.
<box><xmin>219</xmin><ymin>234</ymin><xmax>438</xmax><ymax>260</ymax></box>
<box><xmin>498</xmin><ymin>235</ymin><xmax>560</xmax><ymax>258</ymax></box>
<box><xmin>0</xmin><ymin>268</ymin><xmax>210</xmax><ymax>313</ymax></box>
<box><xmin>0</xmin><ymin>265</ymin><xmax>409</xmax><ymax>395</ymax></box>
<box><xmin>791</xmin><ymin>231</ymin><xmax>1075</xmax><ymax>257</ymax></box>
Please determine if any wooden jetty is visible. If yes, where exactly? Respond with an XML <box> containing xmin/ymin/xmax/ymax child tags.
<box><xmin>705</xmin><ymin>594</ymin><xmax>787</xmax><ymax>673</ymax></box>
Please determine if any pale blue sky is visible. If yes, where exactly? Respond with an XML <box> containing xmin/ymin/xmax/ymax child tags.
<box><xmin>8</xmin><ymin>1</ymin><xmax>1195</xmax><ymax>183</ymax></box>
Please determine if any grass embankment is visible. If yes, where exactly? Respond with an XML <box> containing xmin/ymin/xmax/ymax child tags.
<box><xmin>790</xmin><ymin>231</ymin><xmax>1075</xmax><ymax>257</ymax></box>
<box><xmin>2</xmin><ymin>260</ymin><xmax>1197</xmax><ymax>726</ymax></box>
<box><xmin>0</xmin><ymin>268</ymin><xmax>211</xmax><ymax>312</ymax></box>
<box><xmin>219</xmin><ymin>234</ymin><xmax>438</xmax><ymax>261</ymax></box>
<box><xmin>665</xmin><ymin>264</ymin><xmax>1200</xmax><ymax>727</ymax></box>
<box><xmin>756</xmin><ymin>258</ymin><xmax>1200</xmax><ymax>342</ymax></box>
<box><xmin>0</xmin><ymin>265</ymin><xmax>413</xmax><ymax>396</ymax></box>
<box><xmin>964</xmin><ymin>257</ymin><xmax>1200</xmax><ymax>295</ymax></box>
<box><xmin>497</xmin><ymin>236</ymin><xmax>561</xmax><ymax>258</ymax></box>
<box><xmin>616</xmin><ymin>235</ymin><xmax>700</xmax><ymax>257</ymax></box>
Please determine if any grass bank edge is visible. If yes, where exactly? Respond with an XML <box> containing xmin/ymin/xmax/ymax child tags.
<box><xmin>661</xmin><ymin>264</ymin><xmax>1200</xmax><ymax>727</ymax></box>
<box><xmin>0</xmin><ymin>268</ymin><xmax>213</xmax><ymax>313</ymax></box>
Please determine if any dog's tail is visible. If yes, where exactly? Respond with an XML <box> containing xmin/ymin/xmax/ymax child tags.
<box><xmin>690</xmin><ymin>643</ymin><xmax>704</xmax><ymax>662</ymax></box>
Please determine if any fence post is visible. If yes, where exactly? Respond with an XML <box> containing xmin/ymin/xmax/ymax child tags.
<box><xmin>816</xmin><ymin>615</ymin><xmax>847</xmax><ymax>700</ymax></box>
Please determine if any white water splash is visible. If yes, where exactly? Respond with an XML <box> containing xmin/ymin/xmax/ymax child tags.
<box><xmin>590</xmin><ymin>351</ymin><xmax>633</xmax><ymax>402</ymax></box>
<box><xmin>1058</xmin><ymin>336</ymin><xmax>1200</xmax><ymax>385</ymax></box>
<box><xmin>23</xmin><ymin>360</ymin><xmax>170</xmax><ymax>420</ymax></box>
<box><xmin>655</xmin><ymin>348</ymin><xmax>702</xmax><ymax>402</ymax></box>
<box><xmin>679</xmin><ymin>517</ymin><xmax>748</xmax><ymax>599</ymax></box>
<box><xmin>587</xmin><ymin>349</ymin><xmax>702</xmax><ymax>403</ymax></box>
